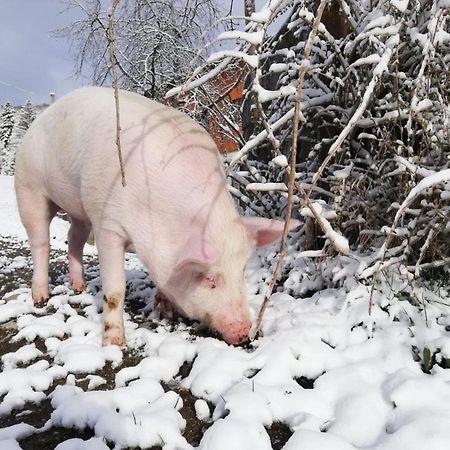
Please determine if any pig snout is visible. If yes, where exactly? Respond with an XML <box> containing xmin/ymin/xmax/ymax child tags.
<box><xmin>212</xmin><ymin>315</ymin><xmax>252</xmax><ymax>345</ymax></box>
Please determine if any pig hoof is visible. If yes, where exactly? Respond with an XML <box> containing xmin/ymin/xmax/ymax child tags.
<box><xmin>70</xmin><ymin>277</ymin><xmax>86</xmax><ymax>293</ymax></box>
<box><xmin>33</xmin><ymin>299</ymin><xmax>48</xmax><ymax>308</ymax></box>
<box><xmin>32</xmin><ymin>293</ymin><xmax>48</xmax><ymax>306</ymax></box>
<box><xmin>102</xmin><ymin>335</ymin><xmax>126</xmax><ymax>347</ymax></box>
<box><xmin>73</xmin><ymin>283</ymin><xmax>86</xmax><ymax>293</ymax></box>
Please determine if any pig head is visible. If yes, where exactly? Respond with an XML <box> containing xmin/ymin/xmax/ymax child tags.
<box><xmin>158</xmin><ymin>217</ymin><xmax>295</xmax><ymax>345</ymax></box>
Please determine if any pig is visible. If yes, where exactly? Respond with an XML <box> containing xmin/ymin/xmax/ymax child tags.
<box><xmin>15</xmin><ymin>87</ymin><xmax>297</xmax><ymax>346</ymax></box>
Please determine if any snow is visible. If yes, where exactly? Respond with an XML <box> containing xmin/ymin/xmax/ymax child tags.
<box><xmin>0</xmin><ymin>440</ymin><xmax>24</xmax><ymax>450</ymax></box>
<box><xmin>391</xmin><ymin>0</ymin><xmax>409</xmax><ymax>13</ymax></box>
<box><xmin>51</xmin><ymin>382</ymin><xmax>189</xmax><ymax>449</ymax></box>
<box><xmin>216</xmin><ymin>30</ymin><xmax>264</xmax><ymax>46</ymax></box>
<box><xmin>350</xmin><ymin>54</ymin><xmax>381</xmax><ymax>68</ymax></box>
<box><xmin>412</xmin><ymin>98</ymin><xmax>433</xmax><ymax>112</ymax></box>
<box><xmin>333</xmin><ymin>165</ymin><xmax>352</xmax><ymax>180</ymax></box>
<box><xmin>84</xmin><ymin>375</ymin><xmax>107</xmax><ymax>390</ymax></box>
<box><xmin>270</xmin><ymin>155</ymin><xmax>288</xmax><ymax>168</ymax></box>
<box><xmin>207</xmin><ymin>50</ymin><xmax>259</xmax><ymax>69</ymax></box>
<box><xmin>0</xmin><ymin>365</ymin><xmax>54</xmax><ymax>414</ymax></box>
<box><xmin>54</xmin><ymin>438</ymin><xmax>110</xmax><ymax>450</ymax></box>
<box><xmin>254</xmin><ymin>83</ymin><xmax>296</xmax><ymax>103</ymax></box>
<box><xmin>199</xmin><ymin>418</ymin><xmax>272</xmax><ymax>450</ymax></box>
<box><xmin>0</xmin><ymin>175</ymin><xmax>95</xmax><ymax>253</ymax></box>
<box><xmin>1</xmin><ymin>343</ymin><xmax>43</xmax><ymax>369</ymax></box>
<box><xmin>194</xmin><ymin>399</ymin><xmax>210</xmax><ymax>421</ymax></box>
<box><xmin>246</xmin><ymin>182</ymin><xmax>287</xmax><ymax>192</ymax></box>
<box><xmin>300</xmin><ymin>202</ymin><xmax>349</xmax><ymax>253</ymax></box>
<box><xmin>284</xmin><ymin>430</ymin><xmax>357</xmax><ymax>450</ymax></box>
<box><xmin>1</xmin><ymin>174</ymin><xmax>450</xmax><ymax>448</ymax></box>
<box><xmin>364</xmin><ymin>15</ymin><xmax>394</xmax><ymax>31</ymax></box>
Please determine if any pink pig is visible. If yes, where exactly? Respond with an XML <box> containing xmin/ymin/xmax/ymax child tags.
<box><xmin>15</xmin><ymin>87</ymin><xmax>296</xmax><ymax>346</ymax></box>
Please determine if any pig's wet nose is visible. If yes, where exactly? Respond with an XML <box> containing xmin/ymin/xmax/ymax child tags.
<box><xmin>212</xmin><ymin>317</ymin><xmax>252</xmax><ymax>345</ymax></box>
<box><xmin>221</xmin><ymin>327</ymin><xmax>251</xmax><ymax>346</ymax></box>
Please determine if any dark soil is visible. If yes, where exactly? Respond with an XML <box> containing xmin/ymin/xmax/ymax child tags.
<box><xmin>267</xmin><ymin>422</ymin><xmax>293</xmax><ymax>450</ymax></box>
<box><xmin>295</xmin><ymin>375</ymin><xmax>316</xmax><ymax>389</ymax></box>
<box><xmin>20</xmin><ymin>426</ymin><xmax>98</xmax><ymax>450</ymax></box>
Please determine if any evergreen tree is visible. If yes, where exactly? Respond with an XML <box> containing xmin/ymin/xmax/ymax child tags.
<box><xmin>0</xmin><ymin>100</ymin><xmax>37</xmax><ymax>175</ymax></box>
<box><xmin>0</xmin><ymin>102</ymin><xmax>15</xmax><ymax>148</ymax></box>
<box><xmin>14</xmin><ymin>100</ymin><xmax>36</xmax><ymax>141</ymax></box>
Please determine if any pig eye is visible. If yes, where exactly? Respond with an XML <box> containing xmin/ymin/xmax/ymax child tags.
<box><xmin>198</xmin><ymin>273</ymin><xmax>222</xmax><ymax>289</ymax></box>
<box><xmin>205</xmin><ymin>275</ymin><xmax>217</xmax><ymax>289</ymax></box>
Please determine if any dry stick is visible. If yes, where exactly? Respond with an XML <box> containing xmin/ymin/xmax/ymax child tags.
<box><xmin>108</xmin><ymin>0</ymin><xmax>126</xmax><ymax>187</ymax></box>
<box><xmin>250</xmin><ymin>0</ymin><xmax>329</xmax><ymax>340</ymax></box>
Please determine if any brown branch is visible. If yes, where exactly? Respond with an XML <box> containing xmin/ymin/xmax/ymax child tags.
<box><xmin>108</xmin><ymin>0</ymin><xmax>126</xmax><ymax>187</ymax></box>
<box><xmin>250</xmin><ymin>0</ymin><xmax>329</xmax><ymax>340</ymax></box>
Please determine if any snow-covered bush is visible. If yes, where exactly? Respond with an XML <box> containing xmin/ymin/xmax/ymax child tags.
<box><xmin>168</xmin><ymin>0</ymin><xmax>450</xmax><ymax>287</ymax></box>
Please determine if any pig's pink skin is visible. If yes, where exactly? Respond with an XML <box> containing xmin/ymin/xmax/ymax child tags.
<box><xmin>15</xmin><ymin>87</ymin><xmax>297</xmax><ymax>346</ymax></box>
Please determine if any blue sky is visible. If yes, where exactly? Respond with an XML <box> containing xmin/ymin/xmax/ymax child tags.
<box><xmin>0</xmin><ymin>0</ymin><xmax>266</xmax><ymax>106</ymax></box>
<box><xmin>0</xmin><ymin>0</ymin><xmax>87</xmax><ymax>105</ymax></box>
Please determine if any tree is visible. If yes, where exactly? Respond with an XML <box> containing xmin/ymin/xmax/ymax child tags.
<box><xmin>0</xmin><ymin>102</ymin><xmax>15</xmax><ymax>148</ymax></box>
<box><xmin>14</xmin><ymin>100</ymin><xmax>36</xmax><ymax>142</ymax></box>
<box><xmin>58</xmin><ymin>0</ymin><xmax>224</xmax><ymax>101</ymax></box>
<box><xmin>0</xmin><ymin>102</ymin><xmax>17</xmax><ymax>175</ymax></box>
<box><xmin>0</xmin><ymin>100</ymin><xmax>37</xmax><ymax>175</ymax></box>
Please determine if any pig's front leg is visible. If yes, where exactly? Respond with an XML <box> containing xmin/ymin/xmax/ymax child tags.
<box><xmin>96</xmin><ymin>230</ymin><xmax>126</xmax><ymax>347</ymax></box>
<box><xmin>155</xmin><ymin>289</ymin><xmax>179</xmax><ymax>320</ymax></box>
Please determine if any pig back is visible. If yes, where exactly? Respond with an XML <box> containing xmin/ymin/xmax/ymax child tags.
<box><xmin>17</xmin><ymin>87</ymin><xmax>231</xmax><ymax>228</ymax></box>
<box><xmin>75</xmin><ymin>88</ymin><xmax>232</xmax><ymax>230</ymax></box>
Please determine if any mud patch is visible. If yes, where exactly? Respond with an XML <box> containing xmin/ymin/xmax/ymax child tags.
<box><xmin>267</xmin><ymin>422</ymin><xmax>293</xmax><ymax>450</ymax></box>
<box><xmin>19</xmin><ymin>427</ymin><xmax>98</xmax><ymax>450</ymax></box>
<box><xmin>295</xmin><ymin>375</ymin><xmax>316</xmax><ymax>389</ymax></box>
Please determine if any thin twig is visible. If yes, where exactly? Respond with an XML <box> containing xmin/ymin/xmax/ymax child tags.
<box><xmin>250</xmin><ymin>0</ymin><xmax>329</xmax><ymax>341</ymax></box>
<box><xmin>108</xmin><ymin>0</ymin><xmax>126</xmax><ymax>187</ymax></box>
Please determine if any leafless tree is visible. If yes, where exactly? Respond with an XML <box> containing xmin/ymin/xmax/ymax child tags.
<box><xmin>58</xmin><ymin>0</ymin><xmax>225</xmax><ymax>100</ymax></box>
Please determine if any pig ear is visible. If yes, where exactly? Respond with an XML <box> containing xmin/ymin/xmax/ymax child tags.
<box><xmin>241</xmin><ymin>217</ymin><xmax>300</xmax><ymax>248</ymax></box>
<box><xmin>174</xmin><ymin>236</ymin><xmax>219</xmax><ymax>273</ymax></box>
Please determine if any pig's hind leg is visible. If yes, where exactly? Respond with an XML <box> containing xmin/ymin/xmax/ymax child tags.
<box><xmin>68</xmin><ymin>218</ymin><xmax>91</xmax><ymax>293</ymax></box>
<box><xmin>96</xmin><ymin>230</ymin><xmax>127</xmax><ymax>347</ymax></box>
<box><xmin>16</xmin><ymin>189</ymin><xmax>58</xmax><ymax>304</ymax></box>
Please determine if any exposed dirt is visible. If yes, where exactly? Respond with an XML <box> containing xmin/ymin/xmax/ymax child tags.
<box><xmin>267</xmin><ymin>422</ymin><xmax>293</xmax><ymax>450</ymax></box>
<box><xmin>295</xmin><ymin>375</ymin><xmax>316</xmax><ymax>389</ymax></box>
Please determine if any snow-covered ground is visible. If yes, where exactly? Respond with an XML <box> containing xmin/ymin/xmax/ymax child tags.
<box><xmin>1</xmin><ymin>174</ymin><xmax>450</xmax><ymax>450</ymax></box>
